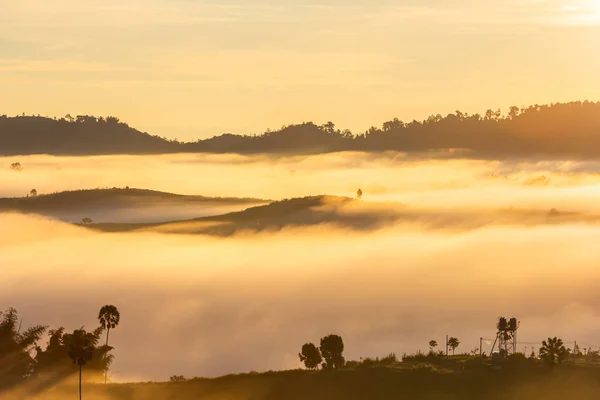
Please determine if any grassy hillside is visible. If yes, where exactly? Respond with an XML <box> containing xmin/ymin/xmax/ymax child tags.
<box><xmin>0</xmin><ymin>188</ymin><xmax>269</xmax><ymax>224</ymax></box>
<box><xmin>87</xmin><ymin>195</ymin><xmax>364</xmax><ymax>235</ymax></box>
<box><xmin>85</xmin><ymin>194</ymin><xmax>600</xmax><ymax>236</ymax></box>
<box><xmin>7</xmin><ymin>364</ymin><xmax>600</xmax><ymax>400</ymax></box>
<box><xmin>0</xmin><ymin>188</ymin><xmax>265</xmax><ymax>211</ymax></box>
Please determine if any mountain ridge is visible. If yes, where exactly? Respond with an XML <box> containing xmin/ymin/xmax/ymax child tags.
<box><xmin>2</xmin><ymin>100</ymin><xmax>600</xmax><ymax>157</ymax></box>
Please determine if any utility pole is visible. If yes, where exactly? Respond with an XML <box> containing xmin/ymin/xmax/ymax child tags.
<box><xmin>446</xmin><ymin>334</ymin><xmax>448</xmax><ymax>356</ymax></box>
<box><xmin>480</xmin><ymin>337</ymin><xmax>483</xmax><ymax>357</ymax></box>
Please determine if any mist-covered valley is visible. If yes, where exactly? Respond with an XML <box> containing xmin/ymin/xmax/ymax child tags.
<box><xmin>3</xmin><ymin>152</ymin><xmax>600</xmax><ymax>384</ymax></box>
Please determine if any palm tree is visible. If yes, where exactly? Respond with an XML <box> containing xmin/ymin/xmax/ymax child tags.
<box><xmin>539</xmin><ymin>337</ymin><xmax>568</xmax><ymax>366</ymax></box>
<box><xmin>66</xmin><ymin>328</ymin><xmax>96</xmax><ymax>400</ymax></box>
<box><xmin>98</xmin><ymin>305</ymin><xmax>120</xmax><ymax>383</ymax></box>
<box><xmin>428</xmin><ymin>340</ymin><xmax>438</xmax><ymax>353</ymax></box>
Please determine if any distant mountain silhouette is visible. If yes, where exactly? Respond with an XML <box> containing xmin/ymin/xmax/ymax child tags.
<box><xmin>2</xmin><ymin>101</ymin><xmax>600</xmax><ymax>157</ymax></box>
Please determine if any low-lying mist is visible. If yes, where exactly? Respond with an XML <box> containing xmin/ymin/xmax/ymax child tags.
<box><xmin>2</xmin><ymin>212</ymin><xmax>600</xmax><ymax>382</ymax></box>
<box><xmin>3</xmin><ymin>152</ymin><xmax>600</xmax><ymax>382</ymax></box>
<box><xmin>3</xmin><ymin>153</ymin><xmax>600</xmax><ymax>215</ymax></box>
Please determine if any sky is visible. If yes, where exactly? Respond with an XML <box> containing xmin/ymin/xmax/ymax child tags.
<box><xmin>1</xmin><ymin>0</ymin><xmax>600</xmax><ymax>139</ymax></box>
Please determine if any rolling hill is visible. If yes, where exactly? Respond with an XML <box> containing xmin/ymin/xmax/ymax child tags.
<box><xmin>83</xmin><ymin>195</ymin><xmax>599</xmax><ymax>236</ymax></box>
<box><xmin>0</xmin><ymin>188</ymin><xmax>268</xmax><ymax>224</ymax></box>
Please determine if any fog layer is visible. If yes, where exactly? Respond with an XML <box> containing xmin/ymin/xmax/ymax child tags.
<box><xmin>2</xmin><ymin>214</ymin><xmax>600</xmax><ymax>381</ymax></box>
<box><xmin>3</xmin><ymin>153</ymin><xmax>600</xmax><ymax>212</ymax></box>
<box><xmin>2</xmin><ymin>153</ymin><xmax>600</xmax><ymax>381</ymax></box>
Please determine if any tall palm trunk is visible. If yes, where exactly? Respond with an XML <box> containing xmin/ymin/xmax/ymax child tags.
<box><xmin>79</xmin><ymin>364</ymin><xmax>82</xmax><ymax>400</ymax></box>
<box><xmin>104</xmin><ymin>327</ymin><xmax>110</xmax><ymax>384</ymax></box>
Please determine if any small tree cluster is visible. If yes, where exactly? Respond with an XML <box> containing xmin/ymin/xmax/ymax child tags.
<box><xmin>299</xmin><ymin>334</ymin><xmax>345</xmax><ymax>370</ymax></box>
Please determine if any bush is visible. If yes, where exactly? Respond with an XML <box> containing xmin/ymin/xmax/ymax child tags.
<box><xmin>380</xmin><ymin>353</ymin><xmax>397</xmax><ymax>365</ymax></box>
<box><xmin>169</xmin><ymin>375</ymin><xmax>187</xmax><ymax>382</ymax></box>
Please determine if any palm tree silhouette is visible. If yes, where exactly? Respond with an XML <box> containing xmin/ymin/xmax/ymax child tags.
<box><xmin>98</xmin><ymin>305</ymin><xmax>120</xmax><ymax>384</ymax></box>
<box><xmin>539</xmin><ymin>337</ymin><xmax>568</xmax><ymax>366</ymax></box>
<box><xmin>66</xmin><ymin>328</ymin><xmax>94</xmax><ymax>400</ymax></box>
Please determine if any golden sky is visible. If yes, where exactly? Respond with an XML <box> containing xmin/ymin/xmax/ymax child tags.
<box><xmin>1</xmin><ymin>0</ymin><xmax>599</xmax><ymax>139</ymax></box>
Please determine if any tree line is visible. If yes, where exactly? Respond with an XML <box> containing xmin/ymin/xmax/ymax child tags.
<box><xmin>2</xmin><ymin>101</ymin><xmax>600</xmax><ymax>157</ymax></box>
<box><xmin>298</xmin><ymin>333</ymin><xmax>596</xmax><ymax>372</ymax></box>
<box><xmin>0</xmin><ymin>306</ymin><xmax>120</xmax><ymax>399</ymax></box>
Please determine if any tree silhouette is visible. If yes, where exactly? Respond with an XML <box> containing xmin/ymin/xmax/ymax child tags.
<box><xmin>298</xmin><ymin>343</ymin><xmax>322</xmax><ymax>370</ymax></box>
<box><xmin>429</xmin><ymin>340</ymin><xmax>438</xmax><ymax>353</ymax></box>
<box><xmin>29</xmin><ymin>189</ymin><xmax>37</xmax><ymax>197</ymax></box>
<box><xmin>9</xmin><ymin>162</ymin><xmax>22</xmax><ymax>171</ymax></box>
<box><xmin>0</xmin><ymin>308</ymin><xmax>46</xmax><ymax>388</ymax></box>
<box><xmin>356</xmin><ymin>189</ymin><xmax>363</xmax><ymax>200</ymax></box>
<box><xmin>66</xmin><ymin>328</ymin><xmax>97</xmax><ymax>400</ymax></box>
<box><xmin>35</xmin><ymin>326</ymin><xmax>112</xmax><ymax>384</ymax></box>
<box><xmin>98</xmin><ymin>305</ymin><xmax>120</xmax><ymax>384</ymax></box>
<box><xmin>539</xmin><ymin>337</ymin><xmax>568</xmax><ymax>366</ymax></box>
<box><xmin>82</xmin><ymin>217</ymin><xmax>93</xmax><ymax>225</ymax></box>
<box><xmin>319</xmin><ymin>334</ymin><xmax>345</xmax><ymax>370</ymax></box>
<box><xmin>447</xmin><ymin>337</ymin><xmax>460</xmax><ymax>355</ymax></box>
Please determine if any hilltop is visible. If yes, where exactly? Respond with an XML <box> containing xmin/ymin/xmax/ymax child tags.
<box><xmin>7</xmin><ymin>363</ymin><xmax>600</xmax><ymax>400</ymax></box>
<box><xmin>2</xmin><ymin>101</ymin><xmax>600</xmax><ymax>157</ymax></box>
<box><xmin>0</xmin><ymin>188</ymin><xmax>268</xmax><ymax>224</ymax></box>
<box><xmin>85</xmin><ymin>194</ymin><xmax>600</xmax><ymax>236</ymax></box>
<box><xmin>87</xmin><ymin>195</ymin><xmax>360</xmax><ymax>234</ymax></box>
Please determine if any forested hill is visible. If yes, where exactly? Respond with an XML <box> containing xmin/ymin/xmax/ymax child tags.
<box><xmin>2</xmin><ymin>101</ymin><xmax>600</xmax><ymax>157</ymax></box>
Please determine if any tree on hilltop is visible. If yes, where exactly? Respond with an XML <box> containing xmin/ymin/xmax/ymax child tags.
<box><xmin>299</xmin><ymin>343</ymin><xmax>322</xmax><ymax>370</ymax></box>
<box><xmin>447</xmin><ymin>337</ymin><xmax>460</xmax><ymax>355</ymax></box>
<box><xmin>320</xmin><ymin>334</ymin><xmax>345</xmax><ymax>370</ymax></box>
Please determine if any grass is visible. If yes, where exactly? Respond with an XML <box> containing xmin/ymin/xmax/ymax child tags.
<box><xmin>8</xmin><ymin>361</ymin><xmax>600</xmax><ymax>400</ymax></box>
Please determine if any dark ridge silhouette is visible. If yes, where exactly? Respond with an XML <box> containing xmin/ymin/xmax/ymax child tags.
<box><xmin>2</xmin><ymin>101</ymin><xmax>600</xmax><ymax>157</ymax></box>
<box><xmin>84</xmin><ymin>195</ymin><xmax>598</xmax><ymax>236</ymax></box>
<box><xmin>0</xmin><ymin>188</ymin><xmax>270</xmax><ymax>223</ymax></box>
<box><xmin>0</xmin><ymin>188</ymin><xmax>267</xmax><ymax>212</ymax></box>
